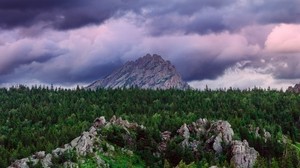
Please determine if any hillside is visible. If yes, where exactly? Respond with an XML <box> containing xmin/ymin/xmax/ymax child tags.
<box><xmin>1</xmin><ymin>87</ymin><xmax>300</xmax><ymax>167</ymax></box>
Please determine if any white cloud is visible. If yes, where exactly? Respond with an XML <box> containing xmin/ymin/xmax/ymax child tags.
<box><xmin>265</xmin><ymin>24</ymin><xmax>300</xmax><ymax>54</ymax></box>
<box><xmin>189</xmin><ymin>62</ymin><xmax>298</xmax><ymax>90</ymax></box>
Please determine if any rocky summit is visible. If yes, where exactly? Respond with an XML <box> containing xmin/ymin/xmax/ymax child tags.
<box><xmin>287</xmin><ymin>83</ymin><xmax>300</xmax><ymax>93</ymax></box>
<box><xmin>87</xmin><ymin>54</ymin><xmax>190</xmax><ymax>90</ymax></box>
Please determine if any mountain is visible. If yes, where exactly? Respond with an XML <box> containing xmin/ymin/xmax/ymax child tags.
<box><xmin>87</xmin><ymin>54</ymin><xmax>190</xmax><ymax>90</ymax></box>
<box><xmin>287</xmin><ymin>83</ymin><xmax>300</xmax><ymax>93</ymax></box>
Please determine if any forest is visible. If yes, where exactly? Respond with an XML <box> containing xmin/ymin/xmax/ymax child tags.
<box><xmin>0</xmin><ymin>85</ymin><xmax>300</xmax><ymax>167</ymax></box>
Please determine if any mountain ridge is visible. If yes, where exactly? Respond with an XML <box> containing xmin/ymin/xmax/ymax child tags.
<box><xmin>87</xmin><ymin>54</ymin><xmax>190</xmax><ymax>90</ymax></box>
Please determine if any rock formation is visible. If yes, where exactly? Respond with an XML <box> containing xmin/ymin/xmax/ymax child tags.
<box><xmin>8</xmin><ymin>116</ymin><xmax>143</xmax><ymax>168</ymax></box>
<box><xmin>287</xmin><ymin>83</ymin><xmax>300</xmax><ymax>93</ymax></box>
<box><xmin>87</xmin><ymin>54</ymin><xmax>190</xmax><ymax>90</ymax></box>
<box><xmin>230</xmin><ymin>140</ymin><xmax>259</xmax><ymax>168</ymax></box>
<box><xmin>9</xmin><ymin>116</ymin><xmax>258</xmax><ymax>168</ymax></box>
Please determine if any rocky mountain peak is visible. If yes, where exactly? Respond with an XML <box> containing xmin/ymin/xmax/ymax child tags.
<box><xmin>287</xmin><ymin>83</ymin><xmax>300</xmax><ymax>93</ymax></box>
<box><xmin>87</xmin><ymin>54</ymin><xmax>190</xmax><ymax>90</ymax></box>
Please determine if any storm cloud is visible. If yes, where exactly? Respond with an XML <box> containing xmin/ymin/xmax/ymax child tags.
<box><xmin>1</xmin><ymin>0</ymin><xmax>300</xmax><ymax>89</ymax></box>
<box><xmin>0</xmin><ymin>0</ymin><xmax>299</xmax><ymax>32</ymax></box>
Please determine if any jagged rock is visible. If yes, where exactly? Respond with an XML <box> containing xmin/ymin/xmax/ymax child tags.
<box><xmin>74</xmin><ymin>131</ymin><xmax>95</xmax><ymax>156</ymax></box>
<box><xmin>8</xmin><ymin>116</ymin><xmax>258</xmax><ymax>168</ymax></box>
<box><xmin>287</xmin><ymin>83</ymin><xmax>300</xmax><ymax>93</ymax></box>
<box><xmin>70</xmin><ymin>137</ymin><xmax>81</xmax><ymax>147</ymax></box>
<box><xmin>87</xmin><ymin>54</ymin><xmax>190</xmax><ymax>90</ymax></box>
<box><xmin>177</xmin><ymin>123</ymin><xmax>190</xmax><ymax>147</ymax></box>
<box><xmin>209</xmin><ymin>120</ymin><xmax>234</xmax><ymax>144</ymax></box>
<box><xmin>41</xmin><ymin>154</ymin><xmax>52</xmax><ymax>168</ymax></box>
<box><xmin>252</xmin><ymin>126</ymin><xmax>271</xmax><ymax>143</ymax></box>
<box><xmin>93</xmin><ymin>116</ymin><xmax>106</xmax><ymax>128</ymax></box>
<box><xmin>8</xmin><ymin>158</ymin><xmax>30</xmax><ymax>168</ymax></box>
<box><xmin>206</xmin><ymin>120</ymin><xmax>234</xmax><ymax>153</ymax></box>
<box><xmin>52</xmin><ymin>148</ymin><xmax>67</xmax><ymax>158</ymax></box>
<box><xmin>34</xmin><ymin>151</ymin><xmax>46</xmax><ymax>159</ymax></box>
<box><xmin>161</xmin><ymin>131</ymin><xmax>172</xmax><ymax>141</ymax></box>
<box><xmin>110</xmin><ymin>115</ymin><xmax>141</xmax><ymax>130</ymax></box>
<box><xmin>212</xmin><ymin>136</ymin><xmax>223</xmax><ymax>154</ymax></box>
<box><xmin>189</xmin><ymin>118</ymin><xmax>208</xmax><ymax>135</ymax></box>
<box><xmin>230</xmin><ymin>140</ymin><xmax>258</xmax><ymax>168</ymax></box>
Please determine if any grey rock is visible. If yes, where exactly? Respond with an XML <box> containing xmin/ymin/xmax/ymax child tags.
<box><xmin>287</xmin><ymin>83</ymin><xmax>300</xmax><ymax>93</ymax></box>
<box><xmin>230</xmin><ymin>140</ymin><xmax>258</xmax><ymax>168</ymax></box>
<box><xmin>74</xmin><ymin>132</ymin><xmax>95</xmax><ymax>156</ymax></box>
<box><xmin>52</xmin><ymin>148</ymin><xmax>67</xmax><ymax>158</ymax></box>
<box><xmin>206</xmin><ymin>120</ymin><xmax>234</xmax><ymax>153</ymax></box>
<box><xmin>212</xmin><ymin>136</ymin><xmax>223</xmax><ymax>154</ymax></box>
<box><xmin>41</xmin><ymin>154</ymin><xmax>53</xmax><ymax>168</ymax></box>
<box><xmin>34</xmin><ymin>151</ymin><xmax>46</xmax><ymax>159</ymax></box>
<box><xmin>209</xmin><ymin>120</ymin><xmax>234</xmax><ymax>144</ymax></box>
<box><xmin>70</xmin><ymin>137</ymin><xmax>81</xmax><ymax>147</ymax></box>
<box><xmin>87</xmin><ymin>54</ymin><xmax>190</xmax><ymax>90</ymax></box>
<box><xmin>93</xmin><ymin>116</ymin><xmax>106</xmax><ymax>128</ymax></box>
<box><xmin>252</xmin><ymin>127</ymin><xmax>271</xmax><ymax>143</ymax></box>
<box><xmin>89</xmin><ymin>126</ymin><xmax>97</xmax><ymax>135</ymax></box>
<box><xmin>177</xmin><ymin>123</ymin><xmax>190</xmax><ymax>147</ymax></box>
<box><xmin>8</xmin><ymin>158</ymin><xmax>30</xmax><ymax>168</ymax></box>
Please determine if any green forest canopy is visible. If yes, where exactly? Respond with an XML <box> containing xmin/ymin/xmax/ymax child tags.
<box><xmin>0</xmin><ymin>86</ymin><xmax>300</xmax><ymax>167</ymax></box>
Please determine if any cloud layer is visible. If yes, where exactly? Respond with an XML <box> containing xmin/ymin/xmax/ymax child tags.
<box><xmin>1</xmin><ymin>0</ymin><xmax>300</xmax><ymax>89</ymax></box>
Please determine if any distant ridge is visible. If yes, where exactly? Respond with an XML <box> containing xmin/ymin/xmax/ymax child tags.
<box><xmin>87</xmin><ymin>54</ymin><xmax>190</xmax><ymax>90</ymax></box>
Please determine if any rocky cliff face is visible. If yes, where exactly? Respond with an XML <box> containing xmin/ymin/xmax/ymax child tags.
<box><xmin>87</xmin><ymin>54</ymin><xmax>190</xmax><ymax>90</ymax></box>
<box><xmin>9</xmin><ymin>116</ymin><xmax>258</xmax><ymax>168</ymax></box>
<box><xmin>287</xmin><ymin>83</ymin><xmax>300</xmax><ymax>93</ymax></box>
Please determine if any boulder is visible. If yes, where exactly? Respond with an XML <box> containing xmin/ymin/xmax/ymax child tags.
<box><xmin>177</xmin><ymin>123</ymin><xmax>190</xmax><ymax>147</ymax></box>
<box><xmin>74</xmin><ymin>132</ymin><xmax>95</xmax><ymax>156</ymax></box>
<box><xmin>205</xmin><ymin>120</ymin><xmax>234</xmax><ymax>153</ymax></box>
<box><xmin>209</xmin><ymin>120</ymin><xmax>234</xmax><ymax>144</ymax></box>
<box><xmin>230</xmin><ymin>140</ymin><xmax>258</xmax><ymax>168</ymax></box>
<box><xmin>41</xmin><ymin>154</ymin><xmax>53</xmax><ymax>168</ymax></box>
<box><xmin>93</xmin><ymin>116</ymin><xmax>106</xmax><ymax>128</ymax></box>
<box><xmin>8</xmin><ymin>158</ymin><xmax>30</xmax><ymax>168</ymax></box>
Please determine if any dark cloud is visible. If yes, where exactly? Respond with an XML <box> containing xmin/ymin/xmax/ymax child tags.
<box><xmin>174</xmin><ymin>58</ymin><xmax>235</xmax><ymax>81</ymax></box>
<box><xmin>37</xmin><ymin>61</ymin><xmax>123</xmax><ymax>84</ymax></box>
<box><xmin>1</xmin><ymin>0</ymin><xmax>299</xmax><ymax>34</ymax></box>
<box><xmin>144</xmin><ymin>0</ymin><xmax>300</xmax><ymax>35</ymax></box>
<box><xmin>0</xmin><ymin>54</ymin><xmax>61</xmax><ymax>76</ymax></box>
<box><xmin>1</xmin><ymin>0</ymin><xmax>300</xmax><ymax>88</ymax></box>
<box><xmin>0</xmin><ymin>0</ymin><xmax>131</xmax><ymax>29</ymax></box>
<box><xmin>248</xmin><ymin>0</ymin><xmax>300</xmax><ymax>24</ymax></box>
<box><xmin>0</xmin><ymin>0</ymin><xmax>239</xmax><ymax>33</ymax></box>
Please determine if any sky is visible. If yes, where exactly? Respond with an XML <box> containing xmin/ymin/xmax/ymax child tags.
<box><xmin>0</xmin><ymin>0</ymin><xmax>300</xmax><ymax>89</ymax></box>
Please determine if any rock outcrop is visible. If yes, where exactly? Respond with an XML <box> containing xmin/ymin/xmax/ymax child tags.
<box><xmin>287</xmin><ymin>83</ymin><xmax>300</xmax><ymax>93</ymax></box>
<box><xmin>230</xmin><ymin>140</ymin><xmax>259</xmax><ymax>168</ymax></box>
<box><xmin>87</xmin><ymin>54</ymin><xmax>190</xmax><ymax>90</ymax></box>
<box><xmin>9</xmin><ymin>116</ymin><xmax>144</xmax><ymax>168</ymax></box>
<box><xmin>9</xmin><ymin>116</ymin><xmax>258</xmax><ymax>168</ymax></box>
